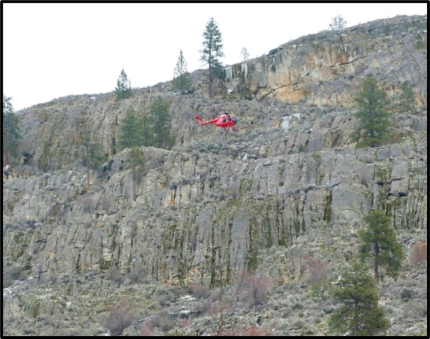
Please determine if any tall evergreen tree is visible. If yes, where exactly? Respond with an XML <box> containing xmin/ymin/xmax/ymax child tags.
<box><xmin>118</xmin><ymin>104</ymin><xmax>154</xmax><ymax>150</ymax></box>
<box><xmin>3</xmin><ymin>95</ymin><xmax>21</xmax><ymax>167</ymax></box>
<box><xmin>173</xmin><ymin>50</ymin><xmax>192</xmax><ymax>93</ymax></box>
<box><xmin>118</xmin><ymin>106</ymin><xmax>141</xmax><ymax>151</ymax></box>
<box><xmin>352</xmin><ymin>76</ymin><xmax>392</xmax><ymax>148</ymax></box>
<box><xmin>358</xmin><ymin>209</ymin><xmax>403</xmax><ymax>284</ymax></box>
<box><xmin>329</xmin><ymin>261</ymin><xmax>389</xmax><ymax>336</ymax></box>
<box><xmin>117</xmin><ymin>106</ymin><xmax>149</xmax><ymax>200</ymax></box>
<box><xmin>115</xmin><ymin>69</ymin><xmax>133</xmax><ymax>100</ymax></box>
<box><xmin>139</xmin><ymin>111</ymin><xmax>153</xmax><ymax>147</ymax></box>
<box><xmin>150</xmin><ymin>96</ymin><xmax>174</xmax><ymax>149</ymax></box>
<box><xmin>395</xmin><ymin>81</ymin><xmax>416</xmax><ymax>114</ymax></box>
<box><xmin>199</xmin><ymin>17</ymin><xmax>224</xmax><ymax>99</ymax></box>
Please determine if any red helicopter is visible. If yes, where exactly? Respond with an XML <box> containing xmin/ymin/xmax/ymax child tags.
<box><xmin>194</xmin><ymin>113</ymin><xmax>238</xmax><ymax>133</ymax></box>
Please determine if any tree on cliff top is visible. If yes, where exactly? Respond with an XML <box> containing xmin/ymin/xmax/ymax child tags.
<box><xmin>352</xmin><ymin>76</ymin><xmax>391</xmax><ymax>148</ymax></box>
<box><xmin>173</xmin><ymin>49</ymin><xmax>192</xmax><ymax>93</ymax></box>
<box><xmin>329</xmin><ymin>15</ymin><xmax>347</xmax><ymax>32</ymax></box>
<box><xmin>3</xmin><ymin>95</ymin><xmax>21</xmax><ymax>167</ymax></box>
<box><xmin>240</xmin><ymin>47</ymin><xmax>250</xmax><ymax>61</ymax></box>
<box><xmin>199</xmin><ymin>17</ymin><xmax>224</xmax><ymax>99</ymax></box>
<box><xmin>115</xmin><ymin>69</ymin><xmax>133</xmax><ymax>100</ymax></box>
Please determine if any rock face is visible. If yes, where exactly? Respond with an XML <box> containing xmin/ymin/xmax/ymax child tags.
<box><xmin>244</xmin><ymin>15</ymin><xmax>428</xmax><ymax>107</ymax></box>
<box><xmin>2</xmin><ymin>14</ymin><xmax>428</xmax><ymax>336</ymax></box>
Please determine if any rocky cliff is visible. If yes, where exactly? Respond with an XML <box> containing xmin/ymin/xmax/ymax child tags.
<box><xmin>3</xmin><ymin>14</ymin><xmax>427</xmax><ymax>336</ymax></box>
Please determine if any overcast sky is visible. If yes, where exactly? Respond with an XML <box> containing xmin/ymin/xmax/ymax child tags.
<box><xmin>3</xmin><ymin>3</ymin><xmax>427</xmax><ymax>111</ymax></box>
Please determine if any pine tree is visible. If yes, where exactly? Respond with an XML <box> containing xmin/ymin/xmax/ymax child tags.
<box><xmin>352</xmin><ymin>76</ymin><xmax>391</xmax><ymax>148</ymax></box>
<box><xmin>115</xmin><ymin>69</ymin><xmax>133</xmax><ymax>100</ymax></box>
<box><xmin>139</xmin><ymin>111</ymin><xmax>153</xmax><ymax>147</ymax></box>
<box><xmin>150</xmin><ymin>96</ymin><xmax>174</xmax><ymax>149</ymax></box>
<box><xmin>117</xmin><ymin>106</ymin><xmax>149</xmax><ymax>200</ymax></box>
<box><xmin>329</xmin><ymin>261</ymin><xmax>389</xmax><ymax>336</ymax></box>
<box><xmin>358</xmin><ymin>209</ymin><xmax>403</xmax><ymax>284</ymax></box>
<box><xmin>3</xmin><ymin>95</ymin><xmax>21</xmax><ymax>167</ymax></box>
<box><xmin>78</xmin><ymin>128</ymin><xmax>105</xmax><ymax>195</ymax></box>
<box><xmin>395</xmin><ymin>81</ymin><xmax>416</xmax><ymax>114</ymax></box>
<box><xmin>173</xmin><ymin>50</ymin><xmax>192</xmax><ymax>93</ymax></box>
<box><xmin>118</xmin><ymin>106</ymin><xmax>141</xmax><ymax>151</ymax></box>
<box><xmin>199</xmin><ymin>17</ymin><xmax>224</xmax><ymax>99</ymax></box>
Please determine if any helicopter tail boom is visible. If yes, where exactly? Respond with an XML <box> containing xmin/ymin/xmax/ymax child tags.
<box><xmin>194</xmin><ymin>115</ymin><xmax>218</xmax><ymax>125</ymax></box>
<box><xmin>194</xmin><ymin>115</ymin><xmax>204</xmax><ymax>125</ymax></box>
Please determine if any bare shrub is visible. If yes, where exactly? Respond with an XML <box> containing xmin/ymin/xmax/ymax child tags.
<box><xmin>43</xmin><ymin>314</ymin><xmax>64</xmax><ymax>329</ymax></box>
<box><xmin>140</xmin><ymin>324</ymin><xmax>153</xmax><ymax>336</ymax></box>
<box><xmin>189</xmin><ymin>232</ymin><xmax>197</xmax><ymax>252</ymax></box>
<box><xmin>221</xmin><ymin>327</ymin><xmax>240</xmax><ymax>336</ymax></box>
<box><xmin>196</xmin><ymin>299</ymin><xmax>211</xmax><ymax>314</ymax></box>
<box><xmin>3</xmin><ymin>264</ymin><xmax>27</xmax><ymax>287</ymax></box>
<box><xmin>198</xmin><ymin>169</ymin><xmax>209</xmax><ymax>184</ymax></box>
<box><xmin>209</xmin><ymin>288</ymin><xmax>222</xmax><ymax>302</ymax></box>
<box><xmin>158</xmin><ymin>295</ymin><xmax>169</xmax><ymax>308</ymax></box>
<box><xmin>221</xmin><ymin>325</ymin><xmax>271</xmax><ymax>336</ymax></box>
<box><xmin>167</xmin><ymin>286</ymin><xmax>183</xmax><ymax>299</ymax></box>
<box><xmin>219</xmin><ymin>190</ymin><xmax>226</xmax><ymax>201</ymax></box>
<box><xmin>306</xmin><ymin>255</ymin><xmax>329</xmax><ymax>284</ymax></box>
<box><xmin>150</xmin><ymin>309</ymin><xmax>175</xmax><ymax>332</ymax></box>
<box><xmin>409</xmin><ymin>241</ymin><xmax>427</xmax><ymax>264</ymax></box>
<box><xmin>108</xmin><ymin>266</ymin><xmax>125</xmax><ymax>284</ymax></box>
<box><xmin>356</xmin><ymin>167</ymin><xmax>372</xmax><ymax>188</ymax></box>
<box><xmin>237</xmin><ymin>273</ymin><xmax>270</xmax><ymax>308</ymax></box>
<box><xmin>147</xmin><ymin>152</ymin><xmax>162</xmax><ymax>170</ymax></box>
<box><xmin>3</xmin><ymin>274</ymin><xmax>13</xmax><ymax>288</ymax></box>
<box><xmin>180</xmin><ymin>319</ymin><xmax>191</xmax><ymax>329</ymax></box>
<box><xmin>244</xmin><ymin>325</ymin><xmax>271</xmax><ymax>336</ymax></box>
<box><xmin>57</xmin><ymin>329</ymin><xmax>80</xmax><ymax>336</ymax></box>
<box><xmin>40</xmin><ymin>272</ymin><xmax>57</xmax><ymax>285</ymax></box>
<box><xmin>128</xmin><ymin>262</ymin><xmax>147</xmax><ymax>284</ymax></box>
<box><xmin>192</xmin><ymin>284</ymin><xmax>211</xmax><ymax>299</ymax></box>
<box><xmin>105</xmin><ymin>298</ymin><xmax>137</xmax><ymax>335</ymax></box>
<box><xmin>207</xmin><ymin>301</ymin><xmax>219</xmax><ymax>315</ymax></box>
